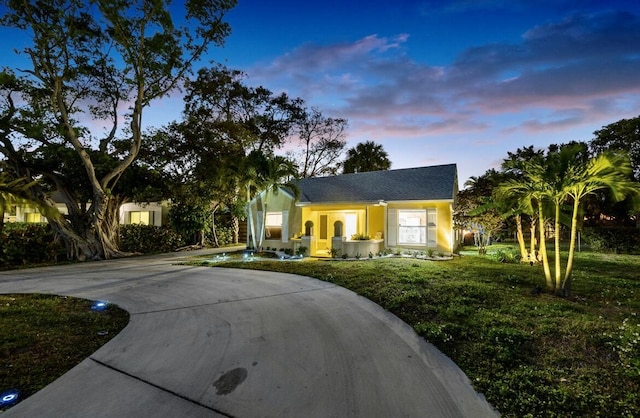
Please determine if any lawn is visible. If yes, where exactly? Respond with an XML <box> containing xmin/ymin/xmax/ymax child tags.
<box><xmin>0</xmin><ymin>294</ymin><xmax>129</xmax><ymax>411</ymax></box>
<box><xmin>190</xmin><ymin>246</ymin><xmax>640</xmax><ymax>418</ymax></box>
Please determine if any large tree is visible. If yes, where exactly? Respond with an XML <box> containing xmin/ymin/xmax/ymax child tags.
<box><xmin>454</xmin><ymin>169</ymin><xmax>505</xmax><ymax>255</ymax></box>
<box><xmin>289</xmin><ymin>107</ymin><xmax>347</xmax><ymax>178</ymax></box>
<box><xmin>183</xmin><ymin>65</ymin><xmax>303</xmax><ymax>155</ymax></box>
<box><xmin>589</xmin><ymin>115</ymin><xmax>640</xmax><ymax>180</ymax></box>
<box><xmin>342</xmin><ymin>140</ymin><xmax>391</xmax><ymax>174</ymax></box>
<box><xmin>0</xmin><ymin>0</ymin><xmax>235</xmax><ymax>260</ymax></box>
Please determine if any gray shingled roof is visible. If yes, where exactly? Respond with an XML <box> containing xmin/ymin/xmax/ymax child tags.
<box><xmin>296</xmin><ymin>164</ymin><xmax>457</xmax><ymax>204</ymax></box>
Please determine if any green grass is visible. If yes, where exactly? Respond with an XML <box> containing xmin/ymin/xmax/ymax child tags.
<box><xmin>190</xmin><ymin>246</ymin><xmax>640</xmax><ymax>418</ymax></box>
<box><xmin>0</xmin><ymin>294</ymin><xmax>129</xmax><ymax>410</ymax></box>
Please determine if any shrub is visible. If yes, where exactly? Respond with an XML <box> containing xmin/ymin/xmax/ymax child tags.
<box><xmin>205</xmin><ymin>226</ymin><xmax>235</xmax><ymax>247</ymax></box>
<box><xmin>296</xmin><ymin>245</ymin><xmax>308</xmax><ymax>257</ymax></box>
<box><xmin>492</xmin><ymin>248</ymin><xmax>522</xmax><ymax>264</ymax></box>
<box><xmin>582</xmin><ymin>227</ymin><xmax>640</xmax><ymax>254</ymax></box>
<box><xmin>350</xmin><ymin>233</ymin><xmax>370</xmax><ymax>240</ymax></box>
<box><xmin>119</xmin><ymin>224</ymin><xmax>184</xmax><ymax>254</ymax></box>
<box><xmin>0</xmin><ymin>223</ymin><xmax>65</xmax><ymax>267</ymax></box>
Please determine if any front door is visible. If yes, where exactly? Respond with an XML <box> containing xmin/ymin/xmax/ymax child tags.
<box><xmin>313</xmin><ymin>211</ymin><xmax>358</xmax><ymax>256</ymax></box>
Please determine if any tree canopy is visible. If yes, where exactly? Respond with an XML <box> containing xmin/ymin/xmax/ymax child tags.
<box><xmin>0</xmin><ymin>0</ymin><xmax>236</xmax><ymax>259</ymax></box>
<box><xmin>342</xmin><ymin>140</ymin><xmax>391</xmax><ymax>174</ymax></box>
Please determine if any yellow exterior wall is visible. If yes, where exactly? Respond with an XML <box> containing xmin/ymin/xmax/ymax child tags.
<box><xmin>297</xmin><ymin>200</ymin><xmax>454</xmax><ymax>256</ymax></box>
<box><xmin>387</xmin><ymin>200</ymin><xmax>454</xmax><ymax>254</ymax></box>
<box><xmin>367</xmin><ymin>205</ymin><xmax>385</xmax><ymax>238</ymax></box>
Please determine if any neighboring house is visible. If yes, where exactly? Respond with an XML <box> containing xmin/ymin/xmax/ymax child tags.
<box><xmin>247</xmin><ymin>164</ymin><xmax>460</xmax><ymax>257</ymax></box>
<box><xmin>11</xmin><ymin>197</ymin><xmax>169</xmax><ymax>227</ymax></box>
<box><xmin>119</xmin><ymin>201</ymin><xmax>169</xmax><ymax>226</ymax></box>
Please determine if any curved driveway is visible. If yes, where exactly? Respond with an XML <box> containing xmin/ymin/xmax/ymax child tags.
<box><xmin>0</xmin><ymin>250</ymin><xmax>498</xmax><ymax>417</ymax></box>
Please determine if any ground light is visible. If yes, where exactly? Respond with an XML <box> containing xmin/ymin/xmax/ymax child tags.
<box><xmin>0</xmin><ymin>389</ymin><xmax>21</xmax><ymax>408</ymax></box>
<box><xmin>91</xmin><ymin>301</ymin><xmax>109</xmax><ymax>311</ymax></box>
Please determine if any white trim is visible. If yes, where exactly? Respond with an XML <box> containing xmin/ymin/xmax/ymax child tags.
<box><xmin>387</xmin><ymin>208</ymin><xmax>397</xmax><ymax>247</ymax></box>
<box><xmin>282</xmin><ymin>211</ymin><xmax>289</xmax><ymax>243</ymax></box>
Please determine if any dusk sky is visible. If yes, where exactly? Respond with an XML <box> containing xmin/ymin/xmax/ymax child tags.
<box><xmin>190</xmin><ymin>0</ymin><xmax>640</xmax><ymax>184</ymax></box>
<box><xmin>3</xmin><ymin>1</ymin><xmax>640</xmax><ymax>185</ymax></box>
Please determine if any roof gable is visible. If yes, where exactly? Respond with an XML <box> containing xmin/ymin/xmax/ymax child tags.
<box><xmin>297</xmin><ymin>164</ymin><xmax>458</xmax><ymax>204</ymax></box>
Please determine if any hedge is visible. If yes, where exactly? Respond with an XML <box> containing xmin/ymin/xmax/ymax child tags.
<box><xmin>119</xmin><ymin>224</ymin><xmax>185</xmax><ymax>254</ymax></box>
<box><xmin>0</xmin><ymin>223</ymin><xmax>65</xmax><ymax>268</ymax></box>
<box><xmin>581</xmin><ymin>226</ymin><xmax>640</xmax><ymax>254</ymax></box>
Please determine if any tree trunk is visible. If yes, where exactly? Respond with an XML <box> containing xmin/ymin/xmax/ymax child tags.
<box><xmin>211</xmin><ymin>206</ymin><xmax>219</xmax><ymax>247</ymax></box>
<box><xmin>562</xmin><ymin>199</ymin><xmax>581</xmax><ymax>296</ymax></box>
<box><xmin>47</xmin><ymin>194</ymin><xmax>126</xmax><ymax>261</ymax></box>
<box><xmin>529</xmin><ymin>216</ymin><xmax>538</xmax><ymax>262</ymax></box>
<box><xmin>515</xmin><ymin>214</ymin><xmax>528</xmax><ymax>262</ymax></box>
<box><xmin>538</xmin><ymin>205</ymin><xmax>553</xmax><ymax>291</ymax></box>
<box><xmin>230</xmin><ymin>215</ymin><xmax>239</xmax><ymax>244</ymax></box>
<box><xmin>554</xmin><ymin>201</ymin><xmax>562</xmax><ymax>295</ymax></box>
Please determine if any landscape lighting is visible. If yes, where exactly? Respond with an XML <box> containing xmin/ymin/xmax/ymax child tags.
<box><xmin>0</xmin><ymin>389</ymin><xmax>20</xmax><ymax>408</ymax></box>
<box><xmin>91</xmin><ymin>301</ymin><xmax>108</xmax><ymax>311</ymax></box>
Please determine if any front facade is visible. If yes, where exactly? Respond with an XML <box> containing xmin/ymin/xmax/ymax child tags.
<box><xmin>247</xmin><ymin>164</ymin><xmax>459</xmax><ymax>257</ymax></box>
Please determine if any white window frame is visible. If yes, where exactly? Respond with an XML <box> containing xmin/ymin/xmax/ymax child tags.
<box><xmin>264</xmin><ymin>211</ymin><xmax>285</xmax><ymax>241</ymax></box>
<box><xmin>395</xmin><ymin>208</ymin><xmax>437</xmax><ymax>247</ymax></box>
<box><xmin>398</xmin><ymin>210</ymin><xmax>426</xmax><ymax>245</ymax></box>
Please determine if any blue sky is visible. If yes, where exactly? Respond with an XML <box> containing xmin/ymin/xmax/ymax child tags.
<box><xmin>3</xmin><ymin>1</ymin><xmax>640</xmax><ymax>184</ymax></box>
<box><xmin>188</xmin><ymin>0</ymin><xmax>640</xmax><ymax>184</ymax></box>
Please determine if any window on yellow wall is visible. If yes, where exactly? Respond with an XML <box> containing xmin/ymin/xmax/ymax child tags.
<box><xmin>398</xmin><ymin>210</ymin><xmax>426</xmax><ymax>244</ymax></box>
<box><xmin>130</xmin><ymin>211</ymin><xmax>152</xmax><ymax>225</ymax></box>
<box><xmin>265</xmin><ymin>212</ymin><xmax>282</xmax><ymax>240</ymax></box>
<box><xmin>397</xmin><ymin>209</ymin><xmax>437</xmax><ymax>247</ymax></box>
<box><xmin>26</xmin><ymin>212</ymin><xmax>43</xmax><ymax>223</ymax></box>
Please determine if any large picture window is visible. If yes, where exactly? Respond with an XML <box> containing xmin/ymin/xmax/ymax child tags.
<box><xmin>397</xmin><ymin>209</ymin><xmax>437</xmax><ymax>247</ymax></box>
<box><xmin>398</xmin><ymin>210</ymin><xmax>426</xmax><ymax>244</ymax></box>
<box><xmin>265</xmin><ymin>212</ymin><xmax>283</xmax><ymax>240</ymax></box>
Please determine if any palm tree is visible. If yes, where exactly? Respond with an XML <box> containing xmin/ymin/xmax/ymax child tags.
<box><xmin>561</xmin><ymin>152</ymin><xmax>639</xmax><ymax>295</ymax></box>
<box><xmin>496</xmin><ymin>146</ymin><xmax>640</xmax><ymax>296</ymax></box>
<box><xmin>496</xmin><ymin>164</ymin><xmax>554</xmax><ymax>291</ymax></box>
<box><xmin>255</xmin><ymin>155</ymin><xmax>299</xmax><ymax>249</ymax></box>
<box><xmin>237</xmin><ymin>151</ymin><xmax>299</xmax><ymax>249</ymax></box>
<box><xmin>342</xmin><ymin>141</ymin><xmax>391</xmax><ymax>173</ymax></box>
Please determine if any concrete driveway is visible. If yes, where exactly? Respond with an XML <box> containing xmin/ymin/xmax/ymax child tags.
<box><xmin>0</xmin><ymin>250</ymin><xmax>498</xmax><ymax>417</ymax></box>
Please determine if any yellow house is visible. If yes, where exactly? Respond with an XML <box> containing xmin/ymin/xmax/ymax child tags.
<box><xmin>247</xmin><ymin>164</ymin><xmax>459</xmax><ymax>257</ymax></box>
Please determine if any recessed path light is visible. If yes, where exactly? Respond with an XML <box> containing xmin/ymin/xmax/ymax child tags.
<box><xmin>0</xmin><ymin>389</ymin><xmax>20</xmax><ymax>408</ymax></box>
<box><xmin>91</xmin><ymin>301</ymin><xmax>108</xmax><ymax>311</ymax></box>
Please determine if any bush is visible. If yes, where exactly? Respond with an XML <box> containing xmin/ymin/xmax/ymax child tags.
<box><xmin>119</xmin><ymin>224</ymin><xmax>184</xmax><ymax>254</ymax></box>
<box><xmin>350</xmin><ymin>233</ymin><xmax>370</xmax><ymax>240</ymax></box>
<box><xmin>0</xmin><ymin>223</ymin><xmax>65</xmax><ymax>267</ymax></box>
<box><xmin>582</xmin><ymin>227</ymin><xmax>640</xmax><ymax>254</ymax></box>
<box><xmin>492</xmin><ymin>248</ymin><xmax>522</xmax><ymax>264</ymax></box>
<box><xmin>205</xmin><ymin>225</ymin><xmax>235</xmax><ymax>247</ymax></box>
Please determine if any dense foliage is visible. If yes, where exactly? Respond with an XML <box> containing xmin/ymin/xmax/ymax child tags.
<box><xmin>0</xmin><ymin>0</ymin><xmax>236</xmax><ymax>260</ymax></box>
<box><xmin>0</xmin><ymin>223</ymin><xmax>65</xmax><ymax>267</ymax></box>
<box><xmin>1</xmin><ymin>222</ymin><xmax>239</xmax><ymax>267</ymax></box>
<box><xmin>581</xmin><ymin>226</ymin><xmax>640</xmax><ymax>254</ymax></box>
<box><xmin>118</xmin><ymin>224</ymin><xmax>185</xmax><ymax>254</ymax></box>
